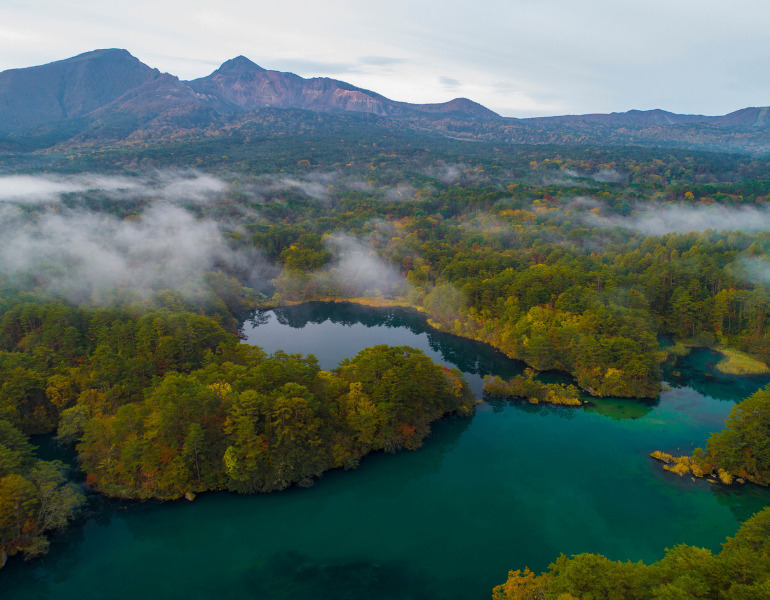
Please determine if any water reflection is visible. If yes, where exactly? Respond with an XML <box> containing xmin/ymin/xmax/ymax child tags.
<box><xmin>712</xmin><ymin>482</ymin><xmax>770</xmax><ymax>523</ymax></box>
<box><xmin>584</xmin><ymin>397</ymin><xmax>657</xmax><ymax>420</ymax></box>
<box><xmin>240</xmin><ymin>551</ymin><xmax>450</xmax><ymax>600</ymax></box>
<box><xmin>662</xmin><ymin>347</ymin><xmax>770</xmax><ymax>402</ymax></box>
<box><xmin>484</xmin><ymin>396</ymin><xmax>580</xmax><ymax>420</ymax></box>
<box><xmin>251</xmin><ymin>302</ymin><xmax>523</xmax><ymax>380</ymax></box>
<box><xmin>247</xmin><ymin>302</ymin><xmax>663</xmax><ymax>422</ymax></box>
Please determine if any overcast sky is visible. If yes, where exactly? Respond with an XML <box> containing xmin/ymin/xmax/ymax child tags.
<box><xmin>1</xmin><ymin>0</ymin><xmax>768</xmax><ymax>117</ymax></box>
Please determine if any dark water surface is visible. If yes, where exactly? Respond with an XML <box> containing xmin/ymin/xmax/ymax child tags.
<box><xmin>4</xmin><ymin>302</ymin><xmax>770</xmax><ymax>599</ymax></box>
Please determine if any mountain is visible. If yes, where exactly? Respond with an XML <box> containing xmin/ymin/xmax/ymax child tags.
<box><xmin>0</xmin><ymin>49</ymin><xmax>160</xmax><ymax>134</ymax></box>
<box><xmin>0</xmin><ymin>49</ymin><xmax>498</xmax><ymax>142</ymax></box>
<box><xmin>186</xmin><ymin>55</ymin><xmax>498</xmax><ymax>119</ymax></box>
<box><xmin>0</xmin><ymin>49</ymin><xmax>769</xmax><ymax>155</ymax></box>
<box><xmin>711</xmin><ymin>106</ymin><xmax>770</xmax><ymax>128</ymax></box>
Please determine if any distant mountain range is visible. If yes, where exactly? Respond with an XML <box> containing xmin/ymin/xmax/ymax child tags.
<box><xmin>1</xmin><ymin>49</ymin><xmax>769</xmax><ymax>155</ymax></box>
<box><xmin>0</xmin><ymin>49</ymin><xmax>496</xmax><ymax>134</ymax></box>
<box><xmin>531</xmin><ymin>107</ymin><xmax>770</xmax><ymax>128</ymax></box>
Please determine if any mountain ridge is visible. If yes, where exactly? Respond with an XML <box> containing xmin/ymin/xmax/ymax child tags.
<box><xmin>529</xmin><ymin>106</ymin><xmax>770</xmax><ymax>129</ymax></box>
<box><xmin>1</xmin><ymin>49</ymin><xmax>769</xmax><ymax>155</ymax></box>
<box><xmin>0</xmin><ymin>49</ymin><xmax>499</xmax><ymax>137</ymax></box>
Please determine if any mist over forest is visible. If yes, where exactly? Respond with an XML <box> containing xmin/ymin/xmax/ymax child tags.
<box><xmin>4</xmin><ymin>157</ymin><xmax>770</xmax><ymax>307</ymax></box>
<box><xmin>2</xmin><ymin>124</ymin><xmax>770</xmax><ymax>600</ymax></box>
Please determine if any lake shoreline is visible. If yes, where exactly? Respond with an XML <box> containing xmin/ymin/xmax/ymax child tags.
<box><xmin>255</xmin><ymin>296</ymin><xmax>662</xmax><ymax>401</ymax></box>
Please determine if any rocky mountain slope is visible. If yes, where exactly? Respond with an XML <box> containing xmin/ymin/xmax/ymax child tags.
<box><xmin>186</xmin><ymin>55</ymin><xmax>497</xmax><ymax>119</ymax></box>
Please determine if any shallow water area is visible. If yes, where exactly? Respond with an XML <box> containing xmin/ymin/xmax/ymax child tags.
<box><xmin>4</xmin><ymin>302</ymin><xmax>769</xmax><ymax>599</ymax></box>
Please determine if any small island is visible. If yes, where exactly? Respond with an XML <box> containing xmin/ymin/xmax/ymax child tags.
<box><xmin>482</xmin><ymin>370</ymin><xmax>584</xmax><ymax>406</ymax></box>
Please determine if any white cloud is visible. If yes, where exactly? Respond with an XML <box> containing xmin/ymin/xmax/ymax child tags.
<box><xmin>585</xmin><ymin>203</ymin><xmax>770</xmax><ymax>235</ymax></box>
<box><xmin>0</xmin><ymin>174</ymin><xmax>136</xmax><ymax>202</ymax></box>
<box><xmin>321</xmin><ymin>234</ymin><xmax>408</xmax><ymax>297</ymax></box>
<box><xmin>0</xmin><ymin>172</ymin><xmax>227</xmax><ymax>204</ymax></box>
<box><xmin>0</xmin><ymin>171</ymin><xmax>265</xmax><ymax>303</ymax></box>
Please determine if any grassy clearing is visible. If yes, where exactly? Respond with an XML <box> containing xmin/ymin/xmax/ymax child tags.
<box><xmin>715</xmin><ymin>346</ymin><xmax>770</xmax><ymax>375</ymax></box>
<box><xmin>661</xmin><ymin>341</ymin><xmax>692</xmax><ymax>364</ymax></box>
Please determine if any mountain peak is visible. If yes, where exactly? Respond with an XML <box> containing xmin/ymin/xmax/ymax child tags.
<box><xmin>215</xmin><ymin>56</ymin><xmax>265</xmax><ymax>75</ymax></box>
<box><xmin>77</xmin><ymin>48</ymin><xmax>133</xmax><ymax>58</ymax></box>
<box><xmin>62</xmin><ymin>48</ymin><xmax>145</xmax><ymax>67</ymax></box>
<box><xmin>440</xmin><ymin>97</ymin><xmax>500</xmax><ymax>118</ymax></box>
<box><xmin>0</xmin><ymin>48</ymin><xmax>157</xmax><ymax>134</ymax></box>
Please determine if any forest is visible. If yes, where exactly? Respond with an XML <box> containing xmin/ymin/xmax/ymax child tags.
<box><xmin>1</xmin><ymin>139</ymin><xmax>769</xmax><ymax>595</ymax></box>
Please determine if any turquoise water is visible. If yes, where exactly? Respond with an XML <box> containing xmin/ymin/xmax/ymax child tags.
<box><xmin>3</xmin><ymin>302</ymin><xmax>769</xmax><ymax>599</ymax></box>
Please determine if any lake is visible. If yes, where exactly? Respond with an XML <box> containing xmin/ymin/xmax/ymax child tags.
<box><xmin>4</xmin><ymin>302</ymin><xmax>769</xmax><ymax>599</ymax></box>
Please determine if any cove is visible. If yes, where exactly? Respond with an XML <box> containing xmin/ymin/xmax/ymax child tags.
<box><xmin>3</xmin><ymin>302</ymin><xmax>770</xmax><ymax>599</ymax></box>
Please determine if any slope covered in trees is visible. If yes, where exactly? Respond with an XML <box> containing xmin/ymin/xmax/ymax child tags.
<box><xmin>701</xmin><ymin>385</ymin><xmax>770</xmax><ymax>485</ymax></box>
<box><xmin>6</xmin><ymin>144</ymin><xmax>770</xmax><ymax>401</ymax></box>
<box><xmin>0</xmin><ymin>421</ymin><xmax>83</xmax><ymax>560</ymax></box>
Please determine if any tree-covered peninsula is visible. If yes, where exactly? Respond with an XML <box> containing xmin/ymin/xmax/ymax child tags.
<box><xmin>483</xmin><ymin>371</ymin><xmax>583</xmax><ymax>406</ymax></box>
<box><xmin>0</xmin><ymin>296</ymin><xmax>473</xmax><ymax>559</ymax></box>
<box><xmin>652</xmin><ymin>383</ymin><xmax>770</xmax><ymax>487</ymax></box>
